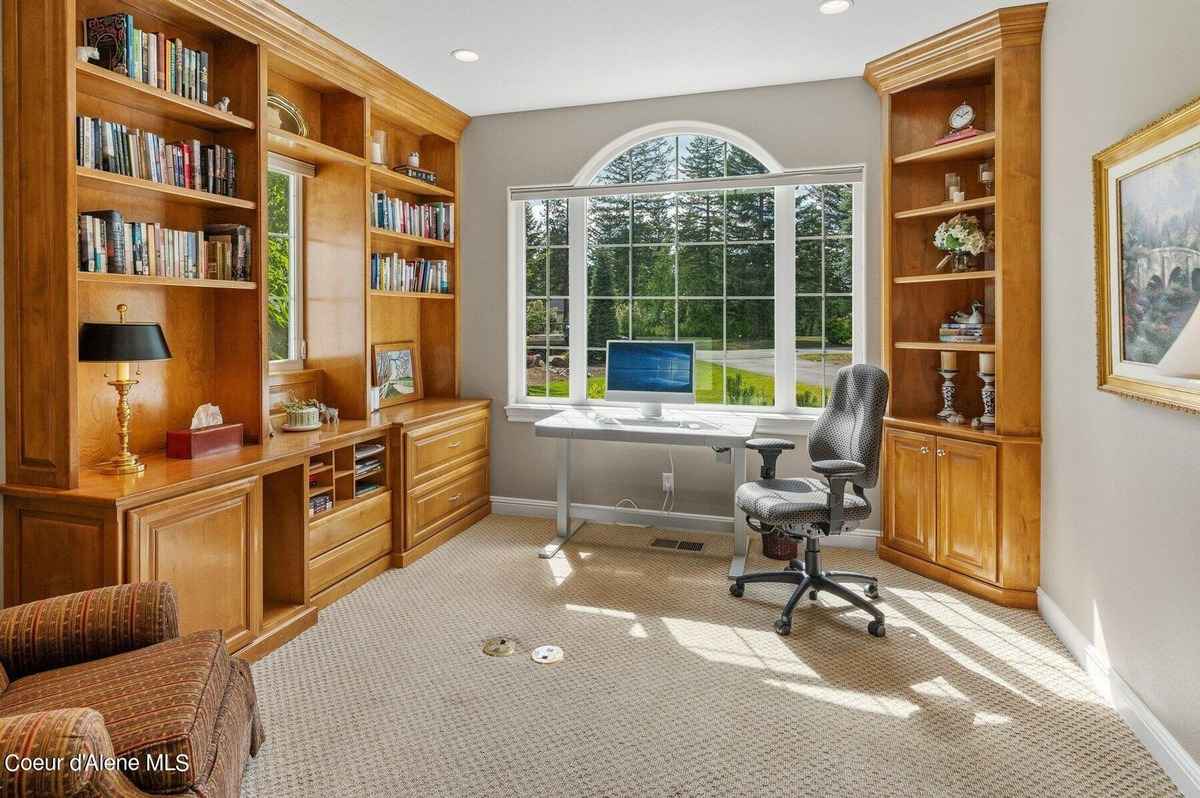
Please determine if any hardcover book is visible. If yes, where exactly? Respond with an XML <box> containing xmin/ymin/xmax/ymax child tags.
<box><xmin>84</xmin><ymin>14</ymin><xmax>130</xmax><ymax>75</ymax></box>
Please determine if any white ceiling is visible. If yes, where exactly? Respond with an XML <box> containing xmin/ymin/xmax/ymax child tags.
<box><xmin>277</xmin><ymin>0</ymin><xmax>1001</xmax><ymax>117</ymax></box>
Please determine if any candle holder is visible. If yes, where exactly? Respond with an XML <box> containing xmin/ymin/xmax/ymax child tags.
<box><xmin>936</xmin><ymin>368</ymin><xmax>959</xmax><ymax>420</ymax></box>
<box><xmin>978</xmin><ymin>370</ymin><xmax>996</xmax><ymax>426</ymax></box>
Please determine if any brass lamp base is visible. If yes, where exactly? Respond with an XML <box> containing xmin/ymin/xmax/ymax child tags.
<box><xmin>97</xmin><ymin>451</ymin><xmax>145</xmax><ymax>475</ymax></box>
<box><xmin>101</xmin><ymin>376</ymin><xmax>145</xmax><ymax>476</ymax></box>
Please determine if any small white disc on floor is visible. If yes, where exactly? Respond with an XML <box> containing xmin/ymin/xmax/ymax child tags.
<box><xmin>531</xmin><ymin>645</ymin><xmax>563</xmax><ymax>664</ymax></box>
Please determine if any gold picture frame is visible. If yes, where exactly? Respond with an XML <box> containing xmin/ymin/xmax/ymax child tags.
<box><xmin>372</xmin><ymin>340</ymin><xmax>422</xmax><ymax>407</ymax></box>
<box><xmin>1094</xmin><ymin>95</ymin><xmax>1200</xmax><ymax>414</ymax></box>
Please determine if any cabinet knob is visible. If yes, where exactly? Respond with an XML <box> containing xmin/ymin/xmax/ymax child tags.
<box><xmin>920</xmin><ymin>446</ymin><xmax>930</xmax><ymax>455</ymax></box>
<box><xmin>448</xmin><ymin>493</ymin><xmax>462</xmax><ymax>502</ymax></box>
<box><xmin>936</xmin><ymin>448</ymin><xmax>946</xmax><ymax>457</ymax></box>
<box><xmin>447</xmin><ymin>440</ymin><xmax>462</xmax><ymax>449</ymax></box>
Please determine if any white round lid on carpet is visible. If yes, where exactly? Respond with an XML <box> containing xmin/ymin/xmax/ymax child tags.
<box><xmin>531</xmin><ymin>645</ymin><xmax>563</xmax><ymax>664</ymax></box>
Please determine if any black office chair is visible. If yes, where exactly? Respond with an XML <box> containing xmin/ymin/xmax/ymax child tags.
<box><xmin>730</xmin><ymin>364</ymin><xmax>890</xmax><ymax>638</ymax></box>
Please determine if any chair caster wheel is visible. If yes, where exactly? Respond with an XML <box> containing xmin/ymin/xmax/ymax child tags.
<box><xmin>808</xmin><ymin>590</ymin><xmax>819</xmax><ymax>601</ymax></box>
<box><xmin>864</xmin><ymin>583</ymin><xmax>879</xmax><ymax>599</ymax></box>
<box><xmin>729</xmin><ymin>582</ymin><xmax>745</xmax><ymax>598</ymax></box>
<box><xmin>774</xmin><ymin>618</ymin><xmax>792</xmax><ymax>636</ymax></box>
<box><xmin>868</xmin><ymin>620</ymin><xmax>886</xmax><ymax>638</ymax></box>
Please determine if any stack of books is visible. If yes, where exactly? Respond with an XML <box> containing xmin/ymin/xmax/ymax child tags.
<box><xmin>371</xmin><ymin>192</ymin><xmax>454</xmax><ymax>242</ymax></box>
<box><xmin>939</xmin><ymin>322</ymin><xmax>994</xmax><ymax>343</ymax></box>
<box><xmin>308</xmin><ymin>493</ymin><xmax>333</xmax><ymax>517</ymax></box>
<box><xmin>84</xmin><ymin>14</ymin><xmax>210</xmax><ymax>103</ymax></box>
<box><xmin>77</xmin><ymin>115</ymin><xmax>238</xmax><ymax>197</ymax></box>
<box><xmin>77</xmin><ymin>212</ymin><xmax>251</xmax><ymax>281</ymax></box>
<box><xmin>354</xmin><ymin>458</ymin><xmax>383</xmax><ymax>478</ymax></box>
<box><xmin>392</xmin><ymin>165</ymin><xmax>438</xmax><ymax>185</ymax></box>
<box><xmin>371</xmin><ymin>254</ymin><xmax>450</xmax><ymax>293</ymax></box>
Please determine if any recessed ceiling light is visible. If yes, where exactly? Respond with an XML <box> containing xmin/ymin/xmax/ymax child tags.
<box><xmin>451</xmin><ymin>49</ymin><xmax>480</xmax><ymax>63</ymax></box>
<box><xmin>818</xmin><ymin>0</ymin><xmax>853</xmax><ymax>14</ymax></box>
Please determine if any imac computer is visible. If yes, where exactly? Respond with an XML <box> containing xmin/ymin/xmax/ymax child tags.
<box><xmin>605</xmin><ymin>340</ymin><xmax>696</xmax><ymax>419</ymax></box>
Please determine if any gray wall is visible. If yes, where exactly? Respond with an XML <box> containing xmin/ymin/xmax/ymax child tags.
<box><xmin>1041</xmin><ymin>0</ymin><xmax>1200</xmax><ymax>759</ymax></box>
<box><xmin>460</xmin><ymin>78</ymin><xmax>882</xmax><ymax>522</ymax></box>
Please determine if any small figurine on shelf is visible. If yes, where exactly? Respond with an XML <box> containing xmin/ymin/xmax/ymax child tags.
<box><xmin>213</xmin><ymin>96</ymin><xmax>231</xmax><ymax>113</ymax></box>
<box><xmin>933</xmin><ymin>213</ymin><xmax>993</xmax><ymax>272</ymax></box>
<box><xmin>407</xmin><ymin>151</ymin><xmax>421</xmax><ymax>168</ymax></box>
<box><xmin>949</xmin><ymin>301</ymin><xmax>985</xmax><ymax>326</ymax></box>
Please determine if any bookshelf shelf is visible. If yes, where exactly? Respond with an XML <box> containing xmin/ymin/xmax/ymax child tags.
<box><xmin>75</xmin><ymin>62</ymin><xmax>255</xmax><ymax>132</ymax></box>
<box><xmin>894</xmin><ymin>270</ymin><xmax>996</xmax><ymax>285</ymax></box>
<box><xmin>894</xmin><ymin>196</ymin><xmax>996</xmax><ymax>220</ymax></box>
<box><xmin>369</xmin><ymin>290</ymin><xmax>454</xmax><ymax>300</ymax></box>
<box><xmin>76</xmin><ymin>167</ymin><xmax>256</xmax><ymax>209</ymax></box>
<box><xmin>894</xmin><ymin>341</ymin><xmax>996</xmax><ymax>352</ymax></box>
<box><xmin>308</xmin><ymin>485</ymin><xmax>334</xmax><ymax>498</ymax></box>
<box><xmin>308</xmin><ymin>463</ymin><xmax>333</xmax><ymax>476</ymax></box>
<box><xmin>369</xmin><ymin>228</ymin><xmax>454</xmax><ymax>250</ymax></box>
<box><xmin>267</xmin><ymin>129</ymin><xmax>365</xmax><ymax>167</ymax></box>
<box><xmin>77</xmin><ymin>272</ymin><xmax>256</xmax><ymax>290</ymax></box>
<box><xmin>884</xmin><ymin>415</ymin><xmax>1024</xmax><ymax>444</ymax></box>
<box><xmin>893</xmin><ymin>131</ymin><xmax>996</xmax><ymax>164</ymax></box>
<box><xmin>897</xmin><ymin>198</ymin><xmax>998</xmax><ymax>222</ymax></box>
<box><xmin>368</xmin><ymin>165</ymin><xmax>454</xmax><ymax>198</ymax></box>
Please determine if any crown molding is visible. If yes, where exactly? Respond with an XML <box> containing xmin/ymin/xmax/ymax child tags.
<box><xmin>168</xmin><ymin>0</ymin><xmax>470</xmax><ymax>140</ymax></box>
<box><xmin>863</xmin><ymin>3</ymin><xmax>1047</xmax><ymax>95</ymax></box>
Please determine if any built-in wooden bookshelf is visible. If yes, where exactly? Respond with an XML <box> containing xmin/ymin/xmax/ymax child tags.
<box><xmin>866</xmin><ymin>3</ymin><xmax>1044</xmax><ymax>609</ymax></box>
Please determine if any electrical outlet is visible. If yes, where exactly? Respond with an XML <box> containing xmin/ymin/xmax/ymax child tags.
<box><xmin>662</xmin><ymin>472</ymin><xmax>674</xmax><ymax>493</ymax></box>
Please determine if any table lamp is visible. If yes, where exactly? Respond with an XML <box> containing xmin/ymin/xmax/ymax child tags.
<box><xmin>1157</xmin><ymin>303</ymin><xmax>1200</xmax><ymax>379</ymax></box>
<box><xmin>79</xmin><ymin>303</ymin><xmax>172</xmax><ymax>475</ymax></box>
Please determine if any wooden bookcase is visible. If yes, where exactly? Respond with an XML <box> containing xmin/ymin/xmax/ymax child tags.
<box><xmin>865</xmin><ymin>4</ymin><xmax>1044</xmax><ymax>608</ymax></box>
<box><xmin>4</xmin><ymin>0</ymin><xmax>468</xmax><ymax>489</ymax></box>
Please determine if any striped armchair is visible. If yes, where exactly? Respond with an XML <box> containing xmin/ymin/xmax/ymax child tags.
<box><xmin>0</xmin><ymin>583</ymin><xmax>264</xmax><ymax>797</ymax></box>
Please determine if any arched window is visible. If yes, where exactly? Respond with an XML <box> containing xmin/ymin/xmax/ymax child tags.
<box><xmin>509</xmin><ymin>123</ymin><xmax>863</xmax><ymax>416</ymax></box>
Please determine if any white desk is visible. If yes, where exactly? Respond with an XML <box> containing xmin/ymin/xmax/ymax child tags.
<box><xmin>533</xmin><ymin>408</ymin><xmax>758</xmax><ymax>578</ymax></box>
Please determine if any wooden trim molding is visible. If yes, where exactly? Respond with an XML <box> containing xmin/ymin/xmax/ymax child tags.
<box><xmin>863</xmin><ymin>3</ymin><xmax>1047</xmax><ymax>93</ymax></box>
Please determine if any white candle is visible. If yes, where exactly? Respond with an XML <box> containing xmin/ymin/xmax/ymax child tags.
<box><xmin>981</xmin><ymin>170</ymin><xmax>994</xmax><ymax>183</ymax></box>
<box><xmin>979</xmin><ymin>353</ymin><xmax>995</xmax><ymax>373</ymax></box>
<box><xmin>951</xmin><ymin>189</ymin><xmax>966</xmax><ymax>203</ymax></box>
<box><xmin>940</xmin><ymin>351</ymin><xmax>958</xmax><ymax>370</ymax></box>
<box><xmin>116</xmin><ymin>361</ymin><xmax>130</xmax><ymax>381</ymax></box>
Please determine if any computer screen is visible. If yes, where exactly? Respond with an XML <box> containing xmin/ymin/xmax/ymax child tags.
<box><xmin>605</xmin><ymin>341</ymin><xmax>695</xmax><ymax>396</ymax></box>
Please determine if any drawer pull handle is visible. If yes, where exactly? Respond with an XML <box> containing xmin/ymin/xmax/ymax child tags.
<box><xmin>447</xmin><ymin>441</ymin><xmax>462</xmax><ymax>448</ymax></box>
<box><xmin>448</xmin><ymin>493</ymin><xmax>463</xmax><ymax>502</ymax></box>
<box><xmin>936</xmin><ymin>448</ymin><xmax>946</xmax><ymax>457</ymax></box>
<box><xmin>920</xmin><ymin>446</ymin><xmax>930</xmax><ymax>455</ymax></box>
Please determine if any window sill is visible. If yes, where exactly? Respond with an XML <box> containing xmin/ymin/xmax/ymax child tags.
<box><xmin>504</xmin><ymin>403</ymin><xmax>817</xmax><ymax>436</ymax></box>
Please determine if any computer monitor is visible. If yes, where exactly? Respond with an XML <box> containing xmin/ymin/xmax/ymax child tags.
<box><xmin>605</xmin><ymin>340</ymin><xmax>696</xmax><ymax>417</ymax></box>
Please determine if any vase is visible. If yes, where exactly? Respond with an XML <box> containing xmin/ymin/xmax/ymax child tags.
<box><xmin>951</xmin><ymin>252</ymin><xmax>979</xmax><ymax>272</ymax></box>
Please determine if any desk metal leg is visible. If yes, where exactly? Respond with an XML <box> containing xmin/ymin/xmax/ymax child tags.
<box><xmin>729</xmin><ymin>444</ymin><xmax>748</xmax><ymax>579</ymax></box>
<box><xmin>540</xmin><ymin>438</ymin><xmax>583</xmax><ymax>559</ymax></box>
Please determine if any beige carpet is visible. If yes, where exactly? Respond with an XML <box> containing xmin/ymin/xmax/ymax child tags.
<box><xmin>242</xmin><ymin>515</ymin><xmax>1178</xmax><ymax>797</ymax></box>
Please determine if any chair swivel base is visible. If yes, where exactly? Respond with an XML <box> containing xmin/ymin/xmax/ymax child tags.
<box><xmin>729</xmin><ymin>538</ymin><xmax>885</xmax><ymax>638</ymax></box>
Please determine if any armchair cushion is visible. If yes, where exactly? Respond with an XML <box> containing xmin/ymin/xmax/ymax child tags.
<box><xmin>0</xmin><ymin>630</ymin><xmax>231</xmax><ymax>794</ymax></box>
<box><xmin>736</xmin><ymin>477</ymin><xmax>870</xmax><ymax>526</ymax></box>
<box><xmin>0</xmin><ymin>708</ymin><xmax>115</xmax><ymax>796</ymax></box>
<box><xmin>810</xmin><ymin>459</ymin><xmax>866</xmax><ymax>477</ymax></box>
<box><xmin>0</xmin><ymin>582</ymin><xmax>179</xmax><ymax>680</ymax></box>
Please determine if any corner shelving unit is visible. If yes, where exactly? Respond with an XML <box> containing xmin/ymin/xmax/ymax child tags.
<box><xmin>866</xmin><ymin>3</ymin><xmax>1045</xmax><ymax>609</ymax></box>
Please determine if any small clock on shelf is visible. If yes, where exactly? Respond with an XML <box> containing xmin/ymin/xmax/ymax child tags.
<box><xmin>934</xmin><ymin>100</ymin><xmax>981</xmax><ymax>146</ymax></box>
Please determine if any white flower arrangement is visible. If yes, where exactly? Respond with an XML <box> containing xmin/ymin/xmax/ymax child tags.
<box><xmin>933</xmin><ymin>213</ymin><xmax>993</xmax><ymax>255</ymax></box>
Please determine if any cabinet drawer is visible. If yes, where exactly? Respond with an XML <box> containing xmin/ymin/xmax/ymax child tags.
<box><xmin>406</xmin><ymin>412</ymin><xmax>489</xmax><ymax>488</ymax></box>
<box><xmin>406</xmin><ymin>459</ymin><xmax>489</xmax><ymax>549</ymax></box>
<box><xmin>309</xmin><ymin>522</ymin><xmax>391</xmax><ymax>594</ymax></box>
<box><xmin>307</xmin><ymin>490</ymin><xmax>391</xmax><ymax>558</ymax></box>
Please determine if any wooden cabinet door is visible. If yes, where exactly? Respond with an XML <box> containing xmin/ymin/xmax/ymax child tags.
<box><xmin>935</xmin><ymin>437</ymin><xmax>998</xmax><ymax>582</ymax></box>
<box><xmin>883</xmin><ymin>428</ymin><xmax>937</xmax><ymax>561</ymax></box>
<box><xmin>126</xmin><ymin>476</ymin><xmax>260</xmax><ymax>652</ymax></box>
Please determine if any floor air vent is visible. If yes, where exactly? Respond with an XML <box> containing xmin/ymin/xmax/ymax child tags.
<box><xmin>677</xmin><ymin>541</ymin><xmax>705</xmax><ymax>552</ymax></box>
<box><xmin>651</xmin><ymin>538</ymin><xmax>681</xmax><ymax>549</ymax></box>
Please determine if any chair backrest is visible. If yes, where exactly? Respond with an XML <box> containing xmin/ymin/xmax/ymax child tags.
<box><xmin>807</xmin><ymin>364</ymin><xmax>890</xmax><ymax>489</ymax></box>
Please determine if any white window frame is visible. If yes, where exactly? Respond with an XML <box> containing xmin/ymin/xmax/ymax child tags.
<box><xmin>506</xmin><ymin>122</ymin><xmax>865</xmax><ymax>425</ymax></box>
<box><xmin>267</xmin><ymin>153</ymin><xmax>313</xmax><ymax>372</ymax></box>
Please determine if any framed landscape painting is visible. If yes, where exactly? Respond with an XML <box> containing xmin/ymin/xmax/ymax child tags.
<box><xmin>1094</xmin><ymin>96</ymin><xmax>1200</xmax><ymax>414</ymax></box>
<box><xmin>372</xmin><ymin>340</ymin><xmax>423</xmax><ymax>407</ymax></box>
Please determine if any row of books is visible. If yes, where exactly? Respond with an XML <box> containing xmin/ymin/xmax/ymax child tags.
<box><xmin>371</xmin><ymin>254</ymin><xmax>451</xmax><ymax>294</ymax></box>
<box><xmin>309</xmin><ymin>493</ymin><xmax>333</xmax><ymax>517</ymax></box>
<box><xmin>84</xmin><ymin>14</ymin><xmax>210</xmax><ymax>103</ymax></box>
<box><xmin>355</xmin><ymin>458</ymin><xmax>383</xmax><ymax>478</ymax></box>
<box><xmin>78</xmin><ymin>211</ymin><xmax>251</xmax><ymax>282</ymax></box>
<box><xmin>371</xmin><ymin>193</ymin><xmax>454</xmax><ymax>242</ymax></box>
<box><xmin>939</xmin><ymin>323</ymin><xmax>994</xmax><ymax>343</ymax></box>
<box><xmin>77</xmin><ymin>115</ymin><xmax>238</xmax><ymax>197</ymax></box>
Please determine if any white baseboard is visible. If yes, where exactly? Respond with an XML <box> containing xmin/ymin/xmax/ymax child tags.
<box><xmin>489</xmin><ymin>495</ymin><xmax>880</xmax><ymax>550</ymax></box>
<box><xmin>1038</xmin><ymin>587</ymin><xmax>1200</xmax><ymax>797</ymax></box>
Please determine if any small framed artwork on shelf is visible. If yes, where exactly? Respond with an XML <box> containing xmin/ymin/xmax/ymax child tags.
<box><xmin>1094</xmin><ymin>95</ymin><xmax>1200</xmax><ymax>414</ymax></box>
<box><xmin>372</xmin><ymin>340</ymin><xmax>423</xmax><ymax>407</ymax></box>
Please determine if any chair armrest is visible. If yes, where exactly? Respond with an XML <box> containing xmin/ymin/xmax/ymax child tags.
<box><xmin>811</xmin><ymin>459</ymin><xmax>866</xmax><ymax>478</ymax></box>
<box><xmin>746</xmin><ymin>438</ymin><xmax>796</xmax><ymax>452</ymax></box>
<box><xmin>0</xmin><ymin>583</ymin><xmax>179</xmax><ymax>680</ymax></box>
<box><xmin>0</xmin><ymin>708</ymin><xmax>118</xmax><ymax>796</ymax></box>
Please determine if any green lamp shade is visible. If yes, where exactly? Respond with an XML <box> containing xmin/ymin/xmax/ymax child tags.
<box><xmin>79</xmin><ymin>322</ymin><xmax>172</xmax><ymax>362</ymax></box>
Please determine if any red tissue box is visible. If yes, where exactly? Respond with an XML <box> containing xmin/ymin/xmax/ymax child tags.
<box><xmin>166</xmin><ymin>423</ymin><xmax>244</xmax><ymax>459</ymax></box>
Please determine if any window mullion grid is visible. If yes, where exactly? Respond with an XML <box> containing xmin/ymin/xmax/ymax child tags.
<box><xmin>775</xmin><ymin>186</ymin><xmax>796</xmax><ymax>414</ymax></box>
<box><xmin>567</xmin><ymin>196</ymin><xmax>588</xmax><ymax>402</ymax></box>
